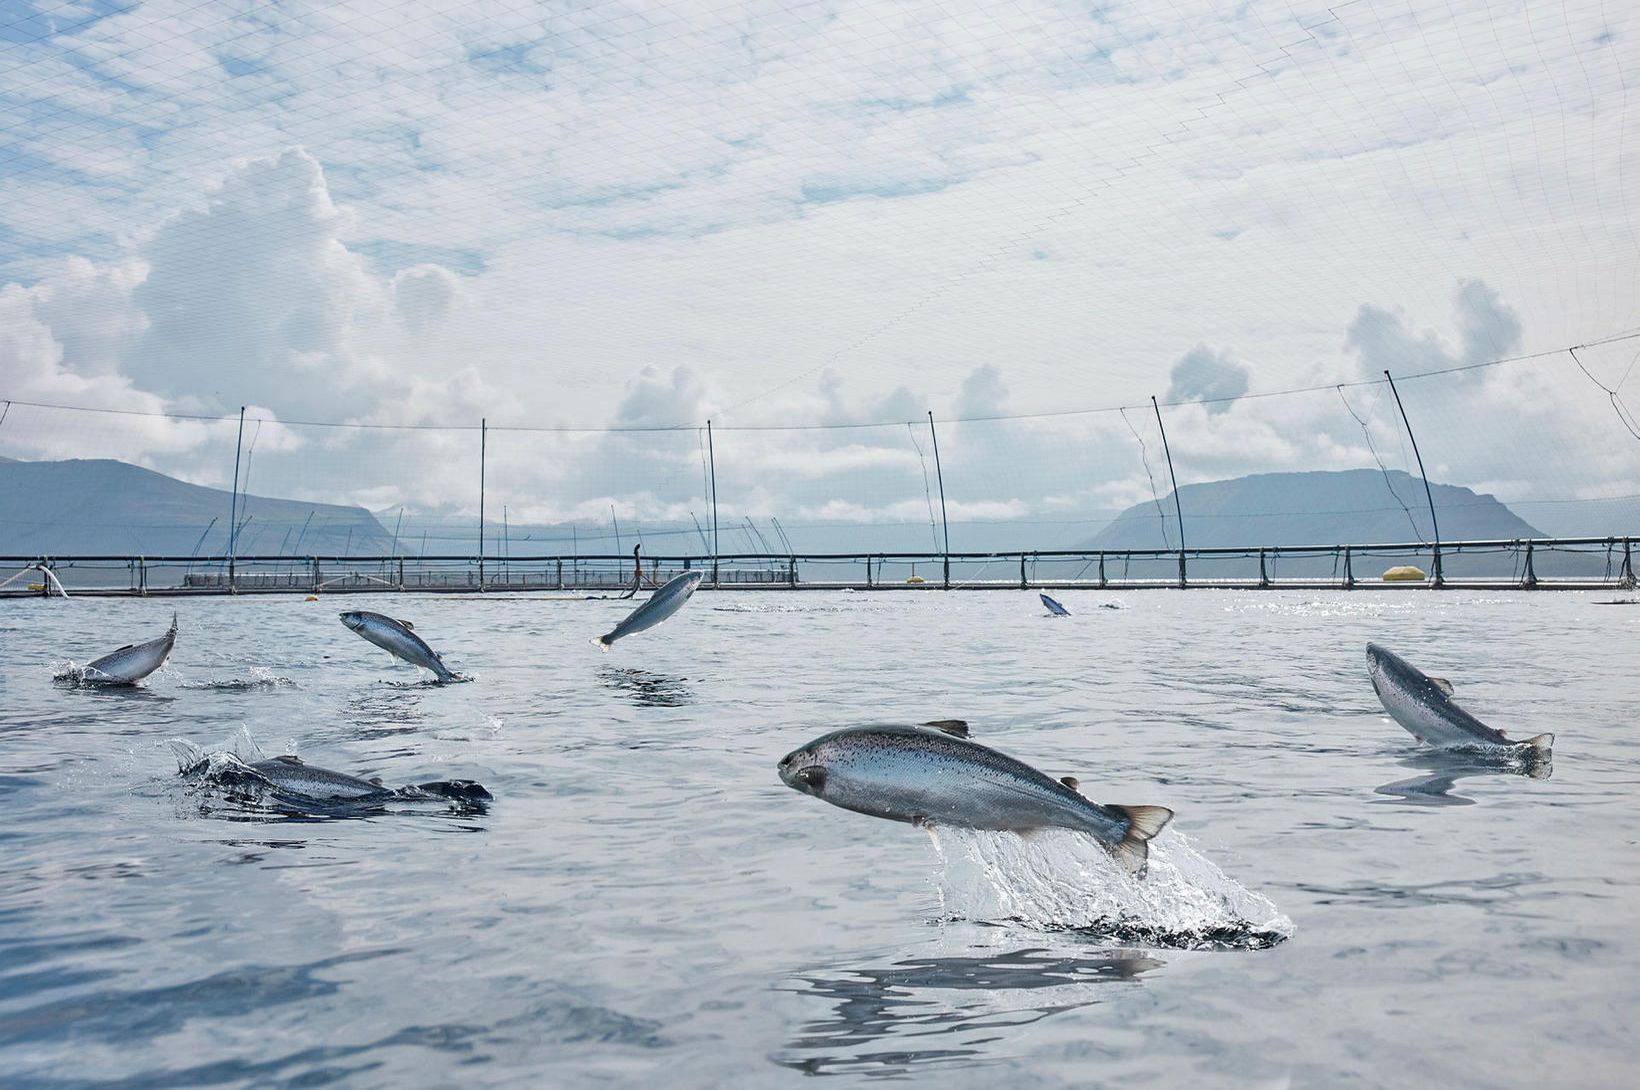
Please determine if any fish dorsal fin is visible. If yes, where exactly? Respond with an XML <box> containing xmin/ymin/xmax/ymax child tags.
<box><xmin>1060</xmin><ymin>776</ymin><xmax>1080</xmax><ymax>791</ymax></box>
<box><xmin>397</xmin><ymin>618</ymin><xmax>415</xmax><ymax>630</ymax></box>
<box><xmin>922</xmin><ymin>719</ymin><xmax>970</xmax><ymax>738</ymax></box>
<box><xmin>1429</xmin><ymin>676</ymin><xmax>1454</xmax><ymax>696</ymax></box>
<box><xmin>369</xmin><ymin>776</ymin><xmax>384</xmax><ymax>786</ymax></box>
<box><xmin>274</xmin><ymin>754</ymin><xmax>303</xmax><ymax>765</ymax></box>
<box><xmin>111</xmin><ymin>643</ymin><xmax>136</xmax><ymax>653</ymax></box>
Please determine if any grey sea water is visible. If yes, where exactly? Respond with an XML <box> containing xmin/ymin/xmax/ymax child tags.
<box><xmin>1</xmin><ymin>589</ymin><xmax>1636</xmax><ymax>1087</ymax></box>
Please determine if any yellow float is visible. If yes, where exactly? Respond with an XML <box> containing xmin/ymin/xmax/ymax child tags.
<box><xmin>1382</xmin><ymin>565</ymin><xmax>1427</xmax><ymax>582</ymax></box>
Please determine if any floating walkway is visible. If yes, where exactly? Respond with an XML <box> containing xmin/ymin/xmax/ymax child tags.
<box><xmin>2</xmin><ymin>537</ymin><xmax>1634</xmax><ymax>596</ymax></box>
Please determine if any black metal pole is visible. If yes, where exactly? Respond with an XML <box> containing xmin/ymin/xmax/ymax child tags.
<box><xmin>478</xmin><ymin>417</ymin><xmax>487</xmax><ymax>590</ymax></box>
<box><xmin>228</xmin><ymin>406</ymin><xmax>245</xmax><ymax>592</ymax></box>
<box><xmin>707</xmin><ymin>420</ymin><xmax>719</xmax><ymax>586</ymax></box>
<box><xmin>928</xmin><ymin>411</ymin><xmax>951</xmax><ymax>588</ymax></box>
<box><xmin>1151</xmin><ymin>396</ymin><xmax>1186</xmax><ymax>587</ymax></box>
<box><xmin>1383</xmin><ymin>371</ymin><xmax>1442</xmax><ymax>585</ymax></box>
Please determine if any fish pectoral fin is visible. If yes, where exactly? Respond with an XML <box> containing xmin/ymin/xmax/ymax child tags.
<box><xmin>1110</xmin><ymin>804</ymin><xmax>1174</xmax><ymax>879</ymax></box>
<box><xmin>273</xmin><ymin>755</ymin><xmax>304</xmax><ymax>765</ymax></box>
<box><xmin>1429</xmin><ymin>676</ymin><xmax>1454</xmax><ymax>696</ymax></box>
<box><xmin>1060</xmin><ymin>776</ymin><xmax>1080</xmax><ymax>791</ymax></box>
<box><xmin>921</xmin><ymin>719</ymin><xmax>970</xmax><ymax>738</ymax></box>
<box><xmin>911</xmin><ymin>815</ymin><xmax>934</xmax><ymax>828</ymax></box>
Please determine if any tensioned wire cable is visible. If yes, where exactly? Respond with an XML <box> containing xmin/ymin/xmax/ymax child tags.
<box><xmin>3</xmin><ymin>330</ymin><xmax>1636</xmax><ymax>434</ymax></box>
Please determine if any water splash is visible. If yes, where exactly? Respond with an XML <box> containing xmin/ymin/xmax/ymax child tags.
<box><xmin>52</xmin><ymin>660</ymin><xmax>122</xmax><ymax>686</ymax></box>
<box><xmin>165</xmin><ymin>726</ymin><xmax>488</xmax><ymax>821</ymax></box>
<box><xmin>168</xmin><ymin>725</ymin><xmax>270</xmax><ymax>776</ymax></box>
<box><xmin>927</xmin><ymin>827</ymin><xmax>1292</xmax><ymax>949</ymax></box>
<box><xmin>179</xmin><ymin>667</ymin><xmax>299</xmax><ymax>691</ymax></box>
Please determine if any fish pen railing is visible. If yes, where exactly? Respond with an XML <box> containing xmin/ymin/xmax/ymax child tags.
<box><xmin>2</xmin><ymin>537</ymin><xmax>1634</xmax><ymax>597</ymax></box>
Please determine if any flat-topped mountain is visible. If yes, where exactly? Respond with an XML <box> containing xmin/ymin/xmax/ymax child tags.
<box><xmin>1083</xmin><ymin>469</ymin><xmax>1544</xmax><ymax>550</ymax></box>
<box><xmin>0</xmin><ymin>458</ymin><xmax>392</xmax><ymax>557</ymax></box>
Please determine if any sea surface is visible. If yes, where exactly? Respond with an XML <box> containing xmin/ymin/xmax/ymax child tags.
<box><xmin>1</xmin><ymin>589</ymin><xmax>1637</xmax><ymax>1088</ymax></box>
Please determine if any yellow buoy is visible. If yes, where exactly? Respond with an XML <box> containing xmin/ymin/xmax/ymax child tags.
<box><xmin>905</xmin><ymin>575</ymin><xmax>925</xmax><ymax>584</ymax></box>
<box><xmin>1382</xmin><ymin>565</ymin><xmax>1427</xmax><ymax>582</ymax></box>
<box><xmin>305</xmin><ymin>594</ymin><xmax>320</xmax><ymax>601</ymax></box>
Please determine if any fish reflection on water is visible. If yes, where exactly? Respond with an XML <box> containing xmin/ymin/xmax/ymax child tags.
<box><xmin>1375</xmin><ymin>748</ymin><xmax>1552</xmax><ymax>807</ymax></box>
<box><xmin>599</xmin><ymin>667</ymin><xmax>694</xmax><ymax>708</ymax></box>
<box><xmin>777</xmin><ymin>945</ymin><xmax>1162</xmax><ymax>1077</ymax></box>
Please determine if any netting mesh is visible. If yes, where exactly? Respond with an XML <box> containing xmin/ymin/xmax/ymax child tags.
<box><xmin>3</xmin><ymin>340</ymin><xmax>1638</xmax><ymax>591</ymax></box>
<box><xmin>2</xmin><ymin>0</ymin><xmax>1638</xmax><ymax>590</ymax></box>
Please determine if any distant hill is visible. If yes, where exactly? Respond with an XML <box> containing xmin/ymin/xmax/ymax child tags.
<box><xmin>0</xmin><ymin>458</ymin><xmax>393</xmax><ymax>557</ymax></box>
<box><xmin>1084</xmin><ymin>470</ymin><xmax>1544</xmax><ymax>550</ymax></box>
<box><xmin>1075</xmin><ymin>469</ymin><xmax>1619</xmax><ymax>580</ymax></box>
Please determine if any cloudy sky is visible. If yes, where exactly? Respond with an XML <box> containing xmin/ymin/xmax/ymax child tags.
<box><xmin>1</xmin><ymin>0</ymin><xmax>1636</xmax><ymax>545</ymax></box>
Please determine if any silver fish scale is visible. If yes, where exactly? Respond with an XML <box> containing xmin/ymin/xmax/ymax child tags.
<box><xmin>806</xmin><ymin>726</ymin><xmax>1128</xmax><ymax>843</ymax></box>
<box><xmin>250</xmin><ymin>758</ymin><xmax>389</xmax><ymax>801</ymax></box>
<box><xmin>1368</xmin><ymin>644</ymin><xmax>1515</xmax><ymax>748</ymax></box>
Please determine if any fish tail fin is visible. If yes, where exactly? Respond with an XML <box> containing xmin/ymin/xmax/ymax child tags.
<box><xmin>591</xmin><ymin>634</ymin><xmax>612</xmax><ymax>651</ymax></box>
<box><xmin>1522</xmin><ymin>733</ymin><xmax>1554</xmax><ymax>756</ymax></box>
<box><xmin>1110</xmin><ymin>805</ymin><xmax>1174</xmax><ymax>879</ymax></box>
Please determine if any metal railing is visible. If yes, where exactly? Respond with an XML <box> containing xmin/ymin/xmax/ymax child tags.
<box><xmin>2</xmin><ymin>536</ymin><xmax>1634</xmax><ymax>596</ymax></box>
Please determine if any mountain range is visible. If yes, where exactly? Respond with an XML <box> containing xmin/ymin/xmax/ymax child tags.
<box><xmin>1</xmin><ymin>459</ymin><xmax>1630</xmax><ymax>580</ymax></box>
<box><xmin>0</xmin><ymin>457</ymin><xmax>393</xmax><ymax>557</ymax></box>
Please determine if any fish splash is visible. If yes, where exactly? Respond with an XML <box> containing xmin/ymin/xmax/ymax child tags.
<box><xmin>927</xmin><ymin>827</ymin><xmax>1292</xmax><ymax>949</ymax></box>
<box><xmin>179</xmin><ymin>667</ymin><xmax>300</xmax><ymax>691</ymax></box>
<box><xmin>168</xmin><ymin>724</ymin><xmax>277</xmax><ymax>776</ymax></box>
<box><xmin>52</xmin><ymin>660</ymin><xmax>126</xmax><ymax>686</ymax></box>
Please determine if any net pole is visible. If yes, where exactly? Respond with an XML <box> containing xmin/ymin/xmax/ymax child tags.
<box><xmin>479</xmin><ymin>417</ymin><xmax>487</xmax><ymax>591</ymax></box>
<box><xmin>1151</xmin><ymin>396</ymin><xmax>1186</xmax><ymax>587</ymax></box>
<box><xmin>228</xmin><ymin>406</ymin><xmax>245</xmax><ymax>592</ymax></box>
<box><xmin>928</xmin><ymin>411</ymin><xmax>951</xmax><ymax>589</ymax></box>
<box><xmin>1383</xmin><ymin>371</ymin><xmax>1442</xmax><ymax>585</ymax></box>
<box><xmin>707</xmin><ymin>419</ymin><xmax>719</xmax><ymax>586</ymax></box>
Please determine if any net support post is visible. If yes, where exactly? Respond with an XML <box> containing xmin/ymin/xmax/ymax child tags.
<box><xmin>707</xmin><ymin>420</ymin><xmax>719</xmax><ymax>588</ymax></box>
<box><xmin>1522</xmin><ymin>540</ymin><xmax>1538</xmax><ymax>588</ymax></box>
<box><xmin>1343</xmin><ymin>546</ymin><xmax>1355</xmax><ymax>589</ymax></box>
<box><xmin>927</xmin><ymin>412</ymin><xmax>952</xmax><ymax>590</ymax></box>
<box><xmin>1150</xmin><ymin>396</ymin><xmax>1186</xmax><ymax>588</ymax></box>
<box><xmin>478</xmin><ymin>418</ymin><xmax>487</xmax><ymax>593</ymax></box>
<box><xmin>1383</xmin><ymin>370</ymin><xmax>1442</xmax><ymax>587</ymax></box>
